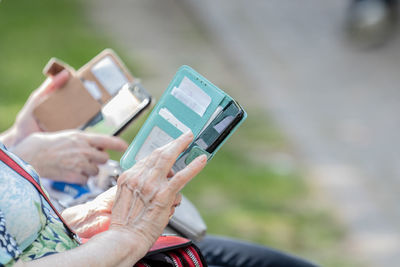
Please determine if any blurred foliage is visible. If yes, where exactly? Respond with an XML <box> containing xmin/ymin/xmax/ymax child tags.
<box><xmin>0</xmin><ymin>0</ymin><xmax>359</xmax><ymax>266</ymax></box>
<box><xmin>0</xmin><ymin>0</ymin><xmax>140</xmax><ymax>131</ymax></box>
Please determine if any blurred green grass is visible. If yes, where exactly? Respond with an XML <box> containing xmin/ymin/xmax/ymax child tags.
<box><xmin>0</xmin><ymin>0</ymin><xmax>358</xmax><ymax>266</ymax></box>
<box><xmin>0</xmin><ymin>0</ymin><xmax>140</xmax><ymax>129</ymax></box>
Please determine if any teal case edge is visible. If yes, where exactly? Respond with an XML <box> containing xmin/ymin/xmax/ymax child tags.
<box><xmin>120</xmin><ymin>65</ymin><xmax>247</xmax><ymax>170</ymax></box>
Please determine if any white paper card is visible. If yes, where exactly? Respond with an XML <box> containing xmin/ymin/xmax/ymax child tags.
<box><xmin>171</xmin><ymin>77</ymin><xmax>211</xmax><ymax>117</ymax></box>
<box><xmin>91</xmin><ymin>56</ymin><xmax>128</xmax><ymax>95</ymax></box>
<box><xmin>83</xmin><ymin>80</ymin><xmax>103</xmax><ymax>101</ymax></box>
<box><xmin>135</xmin><ymin>126</ymin><xmax>174</xmax><ymax>162</ymax></box>
<box><xmin>199</xmin><ymin>105</ymin><xmax>223</xmax><ymax>135</ymax></box>
<box><xmin>159</xmin><ymin>108</ymin><xmax>191</xmax><ymax>134</ymax></box>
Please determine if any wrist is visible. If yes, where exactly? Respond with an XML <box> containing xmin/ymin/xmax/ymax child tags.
<box><xmin>109</xmin><ymin>225</ymin><xmax>154</xmax><ymax>255</ymax></box>
<box><xmin>92</xmin><ymin>228</ymin><xmax>149</xmax><ymax>264</ymax></box>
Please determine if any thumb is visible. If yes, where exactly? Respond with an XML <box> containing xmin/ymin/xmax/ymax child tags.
<box><xmin>38</xmin><ymin>69</ymin><xmax>70</xmax><ymax>98</ymax></box>
<box><xmin>16</xmin><ymin>69</ymin><xmax>71</xmax><ymax>124</ymax></box>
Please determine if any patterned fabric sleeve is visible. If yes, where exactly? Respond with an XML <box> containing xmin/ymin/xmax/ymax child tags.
<box><xmin>0</xmin><ymin>209</ymin><xmax>21</xmax><ymax>266</ymax></box>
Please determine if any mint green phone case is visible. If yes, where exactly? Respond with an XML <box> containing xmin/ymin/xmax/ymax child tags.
<box><xmin>120</xmin><ymin>65</ymin><xmax>247</xmax><ymax>170</ymax></box>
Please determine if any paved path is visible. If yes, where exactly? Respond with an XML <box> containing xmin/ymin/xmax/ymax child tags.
<box><xmin>181</xmin><ymin>0</ymin><xmax>400</xmax><ymax>266</ymax></box>
<box><xmin>87</xmin><ymin>0</ymin><xmax>400</xmax><ymax>265</ymax></box>
<box><xmin>85</xmin><ymin>0</ymin><xmax>256</xmax><ymax>104</ymax></box>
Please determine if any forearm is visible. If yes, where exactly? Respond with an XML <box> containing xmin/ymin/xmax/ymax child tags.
<box><xmin>14</xmin><ymin>229</ymin><xmax>147</xmax><ymax>267</ymax></box>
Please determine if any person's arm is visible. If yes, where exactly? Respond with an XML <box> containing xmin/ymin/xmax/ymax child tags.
<box><xmin>0</xmin><ymin>70</ymin><xmax>69</xmax><ymax>147</ymax></box>
<box><xmin>9</xmin><ymin>130</ymin><xmax>128</xmax><ymax>184</ymax></box>
<box><xmin>13</xmin><ymin>132</ymin><xmax>206</xmax><ymax>267</ymax></box>
<box><xmin>14</xmin><ymin>229</ymin><xmax>146</xmax><ymax>267</ymax></box>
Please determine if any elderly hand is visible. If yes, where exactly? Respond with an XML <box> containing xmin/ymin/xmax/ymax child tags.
<box><xmin>110</xmin><ymin>131</ymin><xmax>207</xmax><ymax>252</ymax></box>
<box><xmin>0</xmin><ymin>70</ymin><xmax>69</xmax><ymax>147</ymax></box>
<box><xmin>62</xmin><ymin>186</ymin><xmax>117</xmax><ymax>239</ymax></box>
<box><xmin>13</xmin><ymin>132</ymin><xmax>206</xmax><ymax>267</ymax></box>
<box><xmin>10</xmin><ymin>130</ymin><xmax>128</xmax><ymax>184</ymax></box>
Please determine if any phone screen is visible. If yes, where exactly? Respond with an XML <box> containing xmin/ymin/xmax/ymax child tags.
<box><xmin>82</xmin><ymin>83</ymin><xmax>151</xmax><ymax>136</ymax></box>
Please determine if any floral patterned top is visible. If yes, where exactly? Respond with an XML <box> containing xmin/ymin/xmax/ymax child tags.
<box><xmin>0</xmin><ymin>143</ymin><xmax>78</xmax><ymax>266</ymax></box>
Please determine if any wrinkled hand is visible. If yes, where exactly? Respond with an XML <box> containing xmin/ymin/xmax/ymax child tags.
<box><xmin>9</xmin><ymin>70</ymin><xmax>69</xmax><ymax>146</ymax></box>
<box><xmin>110</xmin><ymin>132</ymin><xmax>207</xmax><ymax>252</ymax></box>
<box><xmin>62</xmin><ymin>172</ymin><xmax>180</xmax><ymax>239</ymax></box>
<box><xmin>11</xmin><ymin>130</ymin><xmax>128</xmax><ymax>184</ymax></box>
<box><xmin>62</xmin><ymin>186</ymin><xmax>117</xmax><ymax>239</ymax></box>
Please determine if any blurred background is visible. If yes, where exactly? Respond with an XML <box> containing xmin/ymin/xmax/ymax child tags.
<box><xmin>1</xmin><ymin>0</ymin><xmax>400</xmax><ymax>266</ymax></box>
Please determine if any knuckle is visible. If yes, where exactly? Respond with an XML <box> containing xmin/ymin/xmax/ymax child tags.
<box><xmin>80</xmin><ymin>148</ymin><xmax>91</xmax><ymax>157</ymax></box>
<box><xmin>91</xmin><ymin>165</ymin><xmax>99</xmax><ymax>175</ymax></box>
<box><xmin>71</xmin><ymin>137</ymin><xmax>84</xmax><ymax>147</ymax></box>
<box><xmin>151</xmin><ymin>164</ymin><xmax>164</xmax><ymax>174</ymax></box>
<box><xmin>152</xmin><ymin>148</ymin><xmax>163</xmax><ymax>158</ymax></box>
<box><xmin>116</xmin><ymin>175</ymin><xmax>126</xmax><ymax>187</ymax></box>
<box><xmin>118</xmin><ymin>171</ymin><xmax>139</xmax><ymax>188</ymax></box>
<box><xmin>133</xmin><ymin>160</ymin><xmax>145</xmax><ymax>170</ymax></box>
<box><xmin>159</xmin><ymin>150</ymin><xmax>174</xmax><ymax>162</ymax></box>
<box><xmin>141</xmin><ymin>182</ymin><xmax>154</xmax><ymax>195</ymax></box>
<box><xmin>100</xmin><ymin>151</ymin><xmax>109</xmax><ymax>159</ymax></box>
<box><xmin>75</xmin><ymin>160</ymin><xmax>85</xmax><ymax>169</ymax></box>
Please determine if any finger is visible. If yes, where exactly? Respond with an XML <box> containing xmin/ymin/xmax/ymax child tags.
<box><xmin>162</xmin><ymin>131</ymin><xmax>194</xmax><ymax>160</ymax></box>
<box><xmin>169</xmin><ymin>194</ymin><xmax>182</xmax><ymax>218</ymax></box>
<box><xmin>167</xmin><ymin>169</ymin><xmax>175</xmax><ymax>178</ymax></box>
<box><xmin>38</xmin><ymin>69</ymin><xmax>70</xmax><ymax>98</ymax></box>
<box><xmin>152</xmin><ymin>131</ymin><xmax>194</xmax><ymax>178</ymax></box>
<box><xmin>169</xmin><ymin>154</ymin><xmax>207</xmax><ymax>193</ymax></box>
<box><xmin>82</xmin><ymin>163</ymin><xmax>100</xmax><ymax>177</ymax></box>
<box><xmin>84</xmin><ymin>147</ymin><xmax>109</xmax><ymax>164</ymax></box>
<box><xmin>83</xmin><ymin>133</ymin><xmax>128</xmax><ymax>152</ymax></box>
<box><xmin>169</xmin><ymin>207</ymin><xmax>176</xmax><ymax>219</ymax></box>
<box><xmin>173</xmin><ymin>193</ymin><xmax>182</xmax><ymax>207</ymax></box>
<box><xmin>48</xmin><ymin>69</ymin><xmax>70</xmax><ymax>92</ymax></box>
<box><xmin>66</xmin><ymin>172</ymin><xmax>89</xmax><ymax>185</ymax></box>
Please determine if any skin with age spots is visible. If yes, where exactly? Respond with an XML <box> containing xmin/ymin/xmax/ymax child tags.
<box><xmin>111</xmin><ymin>131</ymin><xmax>207</xmax><ymax>252</ymax></box>
<box><xmin>15</xmin><ymin>131</ymin><xmax>206</xmax><ymax>267</ymax></box>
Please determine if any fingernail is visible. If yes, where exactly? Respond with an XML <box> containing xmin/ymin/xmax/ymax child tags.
<box><xmin>55</xmin><ymin>69</ymin><xmax>70</xmax><ymax>78</ymax></box>
<box><xmin>199</xmin><ymin>154</ymin><xmax>207</xmax><ymax>163</ymax></box>
<box><xmin>184</xmin><ymin>131</ymin><xmax>193</xmax><ymax>139</ymax></box>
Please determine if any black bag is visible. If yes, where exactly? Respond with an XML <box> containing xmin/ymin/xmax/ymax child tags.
<box><xmin>135</xmin><ymin>235</ymin><xmax>207</xmax><ymax>267</ymax></box>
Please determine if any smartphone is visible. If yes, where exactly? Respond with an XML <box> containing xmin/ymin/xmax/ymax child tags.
<box><xmin>173</xmin><ymin>100</ymin><xmax>244</xmax><ymax>171</ymax></box>
<box><xmin>82</xmin><ymin>82</ymin><xmax>152</xmax><ymax>136</ymax></box>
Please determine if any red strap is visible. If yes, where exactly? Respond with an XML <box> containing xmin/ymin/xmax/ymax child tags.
<box><xmin>178</xmin><ymin>248</ymin><xmax>193</xmax><ymax>266</ymax></box>
<box><xmin>187</xmin><ymin>246</ymin><xmax>202</xmax><ymax>266</ymax></box>
<box><xmin>0</xmin><ymin>148</ymin><xmax>80</xmax><ymax>243</ymax></box>
<box><xmin>169</xmin><ymin>252</ymin><xmax>184</xmax><ymax>267</ymax></box>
